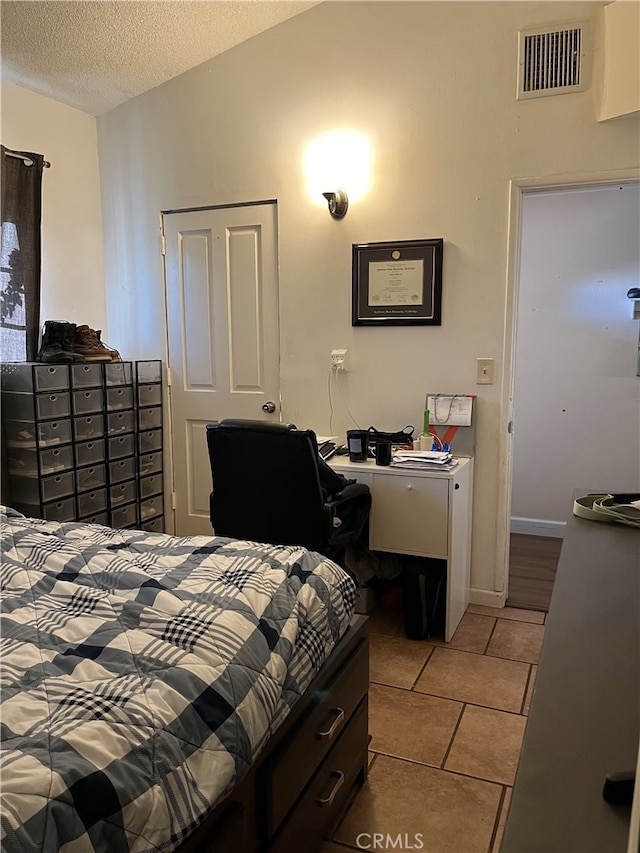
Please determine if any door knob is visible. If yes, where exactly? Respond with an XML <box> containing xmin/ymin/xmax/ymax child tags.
<box><xmin>262</xmin><ymin>401</ymin><xmax>276</xmax><ymax>413</ymax></box>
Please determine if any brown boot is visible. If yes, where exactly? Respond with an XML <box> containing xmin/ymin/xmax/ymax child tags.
<box><xmin>95</xmin><ymin>329</ymin><xmax>121</xmax><ymax>361</ymax></box>
<box><xmin>73</xmin><ymin>325</ymin><xmax>119</xmax><ymax>361</ymax></box>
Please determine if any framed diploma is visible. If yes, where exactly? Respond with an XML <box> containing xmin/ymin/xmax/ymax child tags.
<box><xmin>352</xmin><ymin>238</ymin><xmax>443</xmax><ymax>326</ymax></box>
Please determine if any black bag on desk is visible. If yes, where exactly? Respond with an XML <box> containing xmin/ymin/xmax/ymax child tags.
<box><xmin>402</xmin><ymin>558</ymin><xmax>446</xmax><ymax>640</ymax></box>
<box><xmin>367</xmin><ymin>425</ymin><xmax>414</xmax><ymax>449</ymax></box>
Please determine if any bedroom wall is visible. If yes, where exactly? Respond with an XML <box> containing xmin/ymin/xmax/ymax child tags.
<box><xmin>1</xmin><ymin>82</ymin><xmax>106</xmax><ymax>332</ymax></box>
<box><xmin>97</xmin><ymin>1</ymin><xmax>640</xmax><ymax>602</ymax></box>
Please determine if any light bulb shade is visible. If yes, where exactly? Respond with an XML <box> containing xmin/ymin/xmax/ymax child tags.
<box><xmin>304</xmin><ymin>131</ymin><xmax>372</xmax><ymax>209</ymax></box>
<box><xmin>322</xmin><ymin>190</ymin><xmax>349</xmax><ymax>219</ymax></box>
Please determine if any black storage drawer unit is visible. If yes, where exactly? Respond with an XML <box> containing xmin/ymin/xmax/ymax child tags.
<box><xmin>1</xmin><ymin>360</ymin><xmax>164</xmax><ymax>532</ymax></box>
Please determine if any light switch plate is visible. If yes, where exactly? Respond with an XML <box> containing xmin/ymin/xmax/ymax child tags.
<box><xmin>476</xmin><ymin>358</ymin><xmax>494</xmax><ymax>385</ymax></box>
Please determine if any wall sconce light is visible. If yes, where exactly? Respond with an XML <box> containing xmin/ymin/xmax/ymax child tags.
<box><xmin>304</xmin><ymin>131</ymin><xmax>372</xmax><ymax>219</ymax></box>
<box><xmin>322</xmin><ymin>190</ymin><xmax>349</xmax><ymax>219</ymax></box>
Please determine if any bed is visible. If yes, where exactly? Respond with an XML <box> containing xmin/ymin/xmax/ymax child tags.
<box><xmin>0</xmin><ymin>506</ymin><xmax>369</xmax><ymax>853</ymax></box>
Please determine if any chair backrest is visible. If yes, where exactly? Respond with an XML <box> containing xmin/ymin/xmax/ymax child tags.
<box><xmin>206</xmin><ymin>419</ymin><xmax>327</xmax><ymax>552</ymax></box>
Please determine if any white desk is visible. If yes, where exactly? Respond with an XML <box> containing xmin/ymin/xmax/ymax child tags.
<box><xmin>330</xmin><ymin>456</ymin><xmax>473</xmax><ymax>641</ymax></box>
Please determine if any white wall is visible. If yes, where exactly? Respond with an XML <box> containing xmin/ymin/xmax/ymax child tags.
<box><xmin>511</xmin><ymin>183</ymin><xmax>640</xmax><ymax>536</ymax></box>
<box><xmin>96</xmin><ymin>1</ymin><xmax>640</xmax><ymax>600</ymax></box>
<box><xmin>1</xmin><ymin>82</ymin><xmax>106</xmax><ymax>332</ymax></box>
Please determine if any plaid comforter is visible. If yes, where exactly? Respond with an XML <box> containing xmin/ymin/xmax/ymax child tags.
<box><xmin>0</xmin><ymin>507</ymin><xmax>355</xmax><ymax>852</ymax></box>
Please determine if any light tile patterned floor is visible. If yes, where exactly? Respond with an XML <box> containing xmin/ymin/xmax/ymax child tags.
<box><xmin>322</xmin><ymin>604</ymin><xmax>546</xmax><ymax>853</ymax></box>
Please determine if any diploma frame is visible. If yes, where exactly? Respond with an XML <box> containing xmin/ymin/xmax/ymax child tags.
<box><xmin>352</xmin><ymin>238</ymin><xmax>443</xmax><ymax>326</ymax></box>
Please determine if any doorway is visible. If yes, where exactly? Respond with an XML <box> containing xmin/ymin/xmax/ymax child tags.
<box><xmin>162</xmin><ymin>202</ymin><xmax>281</xmax><ymax>536</ymax></box>
<box><xmin>506</xmin><ymin>181</ymin><xmax>640</xmax><ymax>610</ymax></box>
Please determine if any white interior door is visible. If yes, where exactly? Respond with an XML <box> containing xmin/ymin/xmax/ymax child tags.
<box><xmin>163</xmin><ymin>202</ymin><xmax>280</xmax><ymax>535</ymax></box>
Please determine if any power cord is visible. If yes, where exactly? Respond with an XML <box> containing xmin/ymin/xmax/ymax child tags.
<box><xmin>327</xmin><ymin>369</ymin><xmax>335</xmax><ymax>435</ymax></box>
<box><xmin>327</xmin><ymin>367</ymin><xmax>361</xmax><ymax>435</ymax></box>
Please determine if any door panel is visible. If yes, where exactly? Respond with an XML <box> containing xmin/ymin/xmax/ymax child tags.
<box><xmin>164</xmin><ymin>203</ymin><xmax>280</xmax><ymax>535</ymax></box>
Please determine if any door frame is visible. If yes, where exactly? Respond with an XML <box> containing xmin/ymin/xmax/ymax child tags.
<box><xmin>159</xmin><ymin>199</ymin><xmax>281</xmax><ymax>535</ymax></box>
<box><xmin>496</xmin><ymin>167</ymin><xmax>640</xmax><ymax>602</ymax></box>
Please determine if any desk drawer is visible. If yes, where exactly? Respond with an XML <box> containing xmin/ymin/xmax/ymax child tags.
<box><xmin>267</xmin><ymin>637</ymin><xmax>368</xmax><ymax>837</ymax></box>
<box><xmin>270</xmin><ymin>698</ymin><xmax>368</xmax><ymax>853</ymax></box>
<box><xmin>371</xmin><ymin>474</ymin><xmax>449</xmax><ymax>558</ymax></box>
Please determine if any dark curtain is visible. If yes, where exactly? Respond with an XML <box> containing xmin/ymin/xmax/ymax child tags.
<box><xmin>1</xmin><ymin>146</ymin><xmax>45</xmax><ymax>506</ymax></box>
<box><xmin>1</xmin><ymin>146</ymin><xmax>45</xmax><ymax>362</ymax></box>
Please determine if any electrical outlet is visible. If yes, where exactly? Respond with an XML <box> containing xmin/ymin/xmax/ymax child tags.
<box><xmin>476</xmin><ymin>358</ymin><xmax>494</xmax><ymax>385</ymax></box>
<box><xmin>331</xmin><ymin>349</ymin><xmax>348</xmax><ymax>371</ymax></box>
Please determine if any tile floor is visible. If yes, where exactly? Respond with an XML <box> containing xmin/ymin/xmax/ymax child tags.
<box><xmin>322</xmin><ymin>602</ymin><xmax>546</xmax><ymax>853</ymax></box>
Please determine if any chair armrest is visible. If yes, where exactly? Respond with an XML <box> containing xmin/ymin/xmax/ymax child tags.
<box><xmin>324</xmin><ymin>483</ymin><xmax>372</xmax><ymax>550</ymax></box>
<box><xmin>329</xmin><ymin>482</ymin><xmax>371</xmax><ymax>504</ymax></box>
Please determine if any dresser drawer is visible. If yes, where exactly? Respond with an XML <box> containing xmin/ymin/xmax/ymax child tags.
<box><xmin>138</xmin><ymin>451</ymin><xmax>162</xmax><ymax>477</ymax></box>
<box><xmin>110</xmin><ymin>479</ymin><xmax>138</xmax><ymax>508</ymax></box>
<box><xmin>266</xmin><ymin>637</ymin><xmax>369</xmax><ymax>837</ymax></box>
<box><xmin>108</xmin><ymin>433</ymin><xmax>135</xmax><ymax>460</ymax></box>
<box><xmin>72</xmin><ymin>388</ymin><xmax>104</xmax><ymax>416</ymax></box>
<box><xmin>138</xmin><ymin>429</ymin><xmax>163</xmax><ymax>454</ymax></box>
<box><xmin>137</xmin><ymin>383</ymin><xmax>162</xmax><ymax>407</ymax></box>
<box><xmin>107</xmin><ymin>410</ymin><xmax>135</xmax><ymax>436</ymax></box>
<box><xmin>140</xmin><ymin>473</ymin><xmax>163</xmax><ymax>499</ymax></box>
<box><xmin>4</xmin><ymin>417</ymin><xmax>72</xmax><ymax>449</ymax></box>
<box><xmin>1</xmin><ymin>363</ymin><xmax>69</xmax><ymax>392</ymax></box>
<box><xmin>76</xmin><ymin>464</ymin><xmax>107</xmax><ymax>494</ymax></box>
<box><xmin>74</xmin><ymin>414</ymin><xmax>105</xmax><ymax>441</ymax></box>
<box><xmin>75</xmin><ymin>439</ymin><xmax>105</xmax><ymax>468</ymax></box>
<box><xmin>138</xmin><ymin>406</ymin><xmax>162</xmax><ymax>431</ymax></box>
<box><xmin>109</xmin><ymin>457</ymin><xmax>137</xmax><ymax>484</ymax></box>
<box><xmin>11</xmin><ymin>471</ymin><xmax>75</xmax><ymax>504</ymax></box>
<box><xmin>270</xmin><ymin>698</ymin><xmax>368</xmax><ymax>853</ymax></box>
<box><xmin>8</xmin><ymin>444</ymin><xmax>73</xmax><ymax>476</ymax></box>
<box><xmin>77</xmin><ymin>488</ymin><xmax>107</xmax><ymax>517</ymax></box>
<box><xmin>42</xmin><ymin>496</ymin><xmax>77</xmax><ymax>523</ymax></box>
<box><xmin>141</xmin><ymin>515</ymin><xmax>165</xmax><ymax>534</ymax></box>
<box><xmin>106</xmin><ymin>386</ymin><xmax>134</xmax><ymax>411</ymax></box>
<box><xmin>140</xmin><ymin>495</ymin><xmax>163</xmax><ymax>522</ymax></box>
<box><xmin>71</xmin><ymin>363</ymin><xmax>103</xmax><ymax>388</ymax></box>
<box><xmin>111</xmin><ymin>502</ymin><xmax>138</xmax><ymax>529</ymax></box>
<box><xmin>104</xmin><ymin>362</ymin><xmax>133</xmax><ymax>386</ymax></box>
<box><xmin>136</xmin><ymin>360</ymin><xmax>162</xmax><ymax>384</ymax></box>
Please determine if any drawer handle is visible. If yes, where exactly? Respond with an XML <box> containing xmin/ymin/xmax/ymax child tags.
<box><xmin>406</xmin><ymin>484</ymin><xmax>413</xmax><ymax>491</ymax></box>
<box><xmin>317</xmin><ymin>707</ymin><xmax>345</xmax><ymax>741</ymax></box>
<box><xmin>317</xmin><ymin>771</ymin><xmax>344</xmax><ymax>808</ymax></box>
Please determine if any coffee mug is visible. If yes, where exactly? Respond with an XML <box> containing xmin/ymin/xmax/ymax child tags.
<box><xmin>346</xmin><ymin>429</ymin><xmax>369</xmax><ymax>462</ymax></box>
<box><xmin>375</xmin><ymin>439</ymin><xmax>392</xmax><ymax>466</ymax></box>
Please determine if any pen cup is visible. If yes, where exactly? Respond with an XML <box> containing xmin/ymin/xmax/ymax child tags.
<box><xmin>346</xmin><ymin>429</ymin><xmax>369</xmax><ymax>462</ymax></box>
<box><xmin>375</xmin><ymin>438</ymin><xmax>392</xmax><ymax>466</ymax></box>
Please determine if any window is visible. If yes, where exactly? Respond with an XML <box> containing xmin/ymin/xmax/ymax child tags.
<box><xmin>0</xmin><ymin>147</ymin><xmax>46</xmax><ymax>362</ymax></box>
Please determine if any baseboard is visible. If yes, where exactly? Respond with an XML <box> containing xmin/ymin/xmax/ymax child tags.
<box><xmin>469</xmin><ymin>588</ymin><xmax>507</xmax><ymax>608</ymax></box>
<box><xmin>510</xmin><ymin>517</ymin><xmax>566</xmax><ymax>538</ymax></box>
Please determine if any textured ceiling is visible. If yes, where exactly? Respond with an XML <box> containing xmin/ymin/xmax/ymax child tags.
<box><xmin>0</xmin><ymin>1</ymin><xmax>320</xmax><ymax>116</ymax></box>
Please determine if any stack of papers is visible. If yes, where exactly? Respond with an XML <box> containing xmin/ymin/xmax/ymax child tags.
<box><xmin>391</xmin><ymin>449</ymin><xmax>458</xmax><ymax>470</ymax></box>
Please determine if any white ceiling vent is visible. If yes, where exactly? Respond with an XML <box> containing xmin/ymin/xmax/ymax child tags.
<box><xmin>517</xmin><ymin>21</ymin><xmax>589</xmax><ymax>100</ymax></box>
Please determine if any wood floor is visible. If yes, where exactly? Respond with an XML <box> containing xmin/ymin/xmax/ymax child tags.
<box><xmin>507</xmin><ymin>533</ymin><xmax>563</xmax><ymax>612</ymax></box>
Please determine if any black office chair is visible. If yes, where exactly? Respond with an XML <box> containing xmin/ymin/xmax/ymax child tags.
<box><xmin>205</xmin><ymin>419</ymin><xmax>371</xmax><ymax>560</ymax></box>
